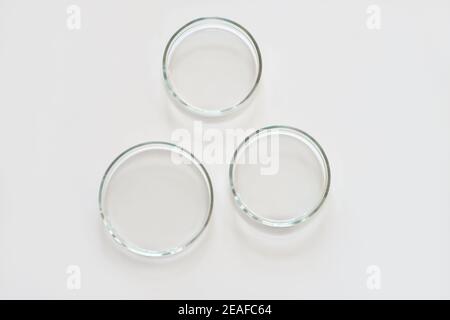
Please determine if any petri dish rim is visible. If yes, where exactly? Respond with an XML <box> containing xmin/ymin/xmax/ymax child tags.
<box><xmin>162</xmin><ymin>17</ymin><xmax>263</xmax><ymax>117</ymax></box>
<box><xmin>229</xmin><ymin>125</ymin><xmax>331</xmax><ymax>228</ymax></box>
<box><xmin>98</xmin><ymin>141</ymin><xmax>214</xmax><ymax>257</ymax></box>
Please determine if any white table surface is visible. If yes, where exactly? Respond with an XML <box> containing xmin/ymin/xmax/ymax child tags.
<box><xmin>0</xmin><ymin>0</ymin><xmax>449</xmax><ymax>299</ymax></box>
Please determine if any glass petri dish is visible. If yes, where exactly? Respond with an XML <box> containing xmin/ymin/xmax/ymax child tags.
<box><xmin>99</xmin><ymin>142</ymin><xmax>213</xmax><ymax>257</ymax></box>
<box><xmin>162</xmin><ymin>17</ymin><xmax>262</xmax><ymax>117</ymax></box>
<box><xmin>229</xmin><ymin>126</ymin><xmax>331</xmax><ymax>228</ymax></box>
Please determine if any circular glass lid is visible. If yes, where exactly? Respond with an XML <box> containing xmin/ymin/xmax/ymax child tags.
<box><xmin>229</xmin><ymin>126</ymin><xmax>331</xmax><ymax>228</ymax></box>
<box><xmin>163</xmin><ymin>17</ymin><xmax>262</xmax><ymax>117</ymax></box>
<box><xmin>99</xmin><ymin>142</ymin><xmax>213</xmax><ymax>257</ymax></box>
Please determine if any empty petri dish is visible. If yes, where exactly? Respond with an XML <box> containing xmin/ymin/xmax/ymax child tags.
<box><xmin>162</xmin><ymin>17</ymin><xmax>262</xmax><ymax>117</ymax></box>
<box><xmin>229</xmin><ymin>126</ymin><xmax>331</xmax><ymax>228</ymax></box>
<box><xmin>99</xmin><ymin>142</ymin><xmax>213</xmax><ymax>257</ymax></box>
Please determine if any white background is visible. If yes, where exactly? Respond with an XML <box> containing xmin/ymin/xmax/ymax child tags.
<box><xmin>1</xmin><ymin>0</ymin><xmax>449</xmax><ymax>299</ymax></box>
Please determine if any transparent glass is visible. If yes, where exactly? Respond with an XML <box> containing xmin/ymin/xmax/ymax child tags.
<box><xmin>99</xmin><ymin>142</ymin><xmax>213</xmax><ymax>257</ymax></box>
<box><xmin>162</xmin><ymin>17</ymin><xmax>262</xmax><ymax>117</ymax></box>
<box><xmin>229</xmin><ymin>126</ymin><xmax>331</xmax><ymax>228</ymax></box>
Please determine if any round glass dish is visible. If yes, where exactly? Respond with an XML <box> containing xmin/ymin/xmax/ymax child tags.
<box><xmin>229</xmin><ymin>126</ymin><xmax>331</xmax><ymax>228</ymax></box>
<box><xmin>99</xmin><ymin>142</ymin><xmax>213</xmax><ymax>257</ymax></box>
<box><xmin>162</xmin><ymin>17</ymin><xmax>262</xmax><ymax>117</ymax></box>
